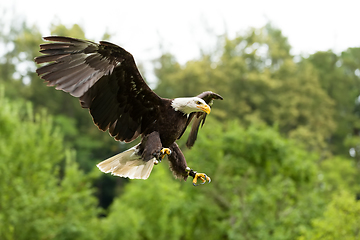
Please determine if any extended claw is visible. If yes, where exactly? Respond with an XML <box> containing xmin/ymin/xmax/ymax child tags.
<box><xmin>154</xmin><ymin>148</ymin><xmax>171</xmax><ymax>165</ymax></box>
<box><xmin>192</xmin><ymin>173</ymin><xmax>211</xmax><ymax>186</ymax></box>
<box><xmin>160</xmin><ymin>148</ymin><xmax>171</xmax><ymax>158</ymax></box>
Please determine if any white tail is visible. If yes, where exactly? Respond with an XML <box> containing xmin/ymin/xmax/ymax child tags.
<box><xmin>96</xmin><ymin>144</ymin><xmax>155</xmax><ymax>179</ymax></box>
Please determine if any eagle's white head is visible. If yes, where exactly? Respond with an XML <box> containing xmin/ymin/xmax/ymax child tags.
<box><xmin>171</xmin><ymin>97</ymin><xmax>211</xmax><ymax>115</ymax></box>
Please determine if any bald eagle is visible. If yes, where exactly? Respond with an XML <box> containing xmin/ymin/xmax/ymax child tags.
<box><xmin>34</xmin><ymin>36</ymin><xmax>222</xmax><ymax>186</ymax></box>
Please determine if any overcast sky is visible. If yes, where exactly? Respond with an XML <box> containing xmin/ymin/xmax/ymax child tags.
<box><xmin>1</xmin><ymin>0</ymin><xmax>360</xmax><ymax>82</ymax></box>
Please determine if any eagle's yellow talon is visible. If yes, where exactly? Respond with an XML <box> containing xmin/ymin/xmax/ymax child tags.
<box><xmin>160</xmin><ymin>148</ymin><xmax>171</xmax><ymax>156</ymax></box>
<box><xmin>192</xmin><ymin>173</ymin><xmax>211</xmax><ymax>186</ymax></box>
<box><xmin>158</xmin><ymin>148</ymin><xmax>171</xmax><ymax>161</ymax></box>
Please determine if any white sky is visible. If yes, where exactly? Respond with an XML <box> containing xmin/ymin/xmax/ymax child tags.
<box><xmin>1</xmin><ymin>0</ymin><xmax>360</xmax><ymax>83</ymax></box>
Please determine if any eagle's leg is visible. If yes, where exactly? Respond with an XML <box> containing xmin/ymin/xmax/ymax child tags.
<box><xmin>186</xmin><ymin>167</ymin><xmax>211</xmax><ymax>186</ymax></box>
<box><xmin>154</xmin><ymin>148</ymin><xmax>172</xmax><ymax>165</ymax></box>
<box><xmin>140</xmin><ymin>131</ymin><xmax>166</xmax><ymax>164</ymax></box>
<box><xmin>167</xmin><ymin>142</ymin><xmax>211</xmax><ymax>185</ymax></box>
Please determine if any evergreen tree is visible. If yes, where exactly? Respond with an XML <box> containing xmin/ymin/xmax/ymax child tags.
<box><xmin>0</xmin><ymin>88</ymin><xmax>101</xmax><ymax>240</ymax></box>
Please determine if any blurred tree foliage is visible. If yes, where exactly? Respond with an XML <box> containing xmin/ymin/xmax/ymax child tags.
<box><xmin>1</xmin><ymin>15</ymin><xmax>360</xmax><ymax>239</ymax></box>
<box><xmin>306</xmin><ymin>49</ymin><xmax>360</xmax><ymax>156</ymax></box>
<box><xmin>155</xmin><ymin>24</ymin><xmax>337</xmax><ymax>154</ymax></box>
<box><xmin>298</xmin><ymin>190</ymin><xmax>360</xmax><ymax>240</ymax></box>
<box><xmin>0</xmin><ymin>89</ymin><xmax>101</xmax><ymax>240</ymax></box>
<box><xmin>0</xmin><ymin>19</ymin><xmax>126</xmax><ymax>208</ymax></box>
<box><xmin>102</xmin><ymin>121</ymin><xmax>320</xmax><ymax>240</ymax></box>
<box><xmin>100</xmin><ymin>120</ymin><xmax>359</xmax><ymax>239</ymax></box>
<box><xmin>0</xmin><ymin>18</ymin><xmax>121</xmax><ymax>173</ymax></box>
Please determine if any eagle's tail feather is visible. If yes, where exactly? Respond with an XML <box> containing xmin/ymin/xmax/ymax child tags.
<box><xmin>96</xmin><ymin>145</ymin><xmax>155</xmax><ymax>179</ymax></box>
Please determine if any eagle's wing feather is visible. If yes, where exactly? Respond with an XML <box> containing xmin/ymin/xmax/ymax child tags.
<box><xmin>185</xmin><ymin>91</ymin><xmax>223</xmax><ymax>148</ymax></box>
<box><xmin>35</xmin><ymin>36</ymin><xmax>162</xmax><ymax>142</ymax></box>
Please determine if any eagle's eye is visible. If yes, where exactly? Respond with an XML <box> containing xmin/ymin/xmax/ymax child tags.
<box><xmin>196</xmin><ymin>101</ymin><xmax>201</xmax><ymax>105</ymax></box>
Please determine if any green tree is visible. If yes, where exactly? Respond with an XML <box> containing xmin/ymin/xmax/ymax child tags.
<box><xmin>154</xmin><ymin>24</ymin><xmax>336</xmax><ymax>153</ymax></box>
<box><xmin>2</xmin><ymin>14</ymin><xmax>360</xmax><ymax>240</ymax></box>
<box><xmin>0</xmin><ymin>87</ymin><xmax>101</xmax><ymax>240</ymax></box>
<box><xmin>319</xmin><ymin>156</ymin><xmax>360</xmax><ymax>195</ymax></box>
<box><xmin>0</xmin><ymin>17</ymin><xmax>120</xmax><ymax>172</ymax></box>
<box><xmin>0</xmin><ymin>18</ymin><xmax>42</xmax><ymax>100</ymax></box>
<box><xmin>102</xmin><ymin>119</ymin><xmax>324</xmax><ymax>240</ymax></box>
<box><xmin>0</xmin><ymin>17</ymin><xmax>143</xmax><ymax>209</ymax></box>
<box><xmin>299</xmin><ymin>191</ymin><xmax>360</xmax><ymax>240</ymax></box>
<box><xmin>307</xmin><ymin>49</ymin><xmax>360</xmax><ymax>156</ymax></box>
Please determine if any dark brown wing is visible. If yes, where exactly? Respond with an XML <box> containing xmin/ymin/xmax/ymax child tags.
<box><xmin>185</xmin><ymin>91</ymin><xmax>223</xmax><ymax>148</ymax></box>
<box><xmin>35</xmin><ymin>36</ymin><xmax>163</xmax><ymax>142</ymax></box>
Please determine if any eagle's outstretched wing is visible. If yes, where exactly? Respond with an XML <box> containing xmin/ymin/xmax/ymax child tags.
<box><xmin>35</xmin><ymin>36</ymin><xmax>162</xmax><ymax>142</ymax></box>
<box><xmin>185</xmin><ymin>91</ymin><xmax>223</xmax><ymax>148</ymax></box>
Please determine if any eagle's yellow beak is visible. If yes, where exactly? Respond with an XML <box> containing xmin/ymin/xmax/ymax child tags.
<box><xmin>197</xmin><ymin>104</ymin><xmax>211</xmax><ymax>114</ymax></box>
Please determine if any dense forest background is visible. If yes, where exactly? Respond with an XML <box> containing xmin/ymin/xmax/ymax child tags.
<box><xmin>1</xmin><ymin>16</ymin><xmax>360</xmax><ymax>240</ymax></box>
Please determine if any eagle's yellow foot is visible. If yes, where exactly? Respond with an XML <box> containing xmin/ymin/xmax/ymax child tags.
<box><xmin>192</xmin><ymin>173</ymin><xmax>211</xmax><ymax>186</ymax></box>
<box><xmin>186</xmin><ymin>167</ymin><xmax>211</xmax><ymax>186</ymax></box>
<box><xmin>154</xmin><ymin>148</ymin><xmax>172</xmax><ymax>165</ymax></box>
<box><xmin>160</xmin><ymin>148</ymin><xmax>171</xmax><ymax>158</ymax></box>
